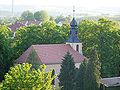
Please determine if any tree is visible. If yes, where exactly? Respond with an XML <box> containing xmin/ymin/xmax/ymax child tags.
<box><xmin>74</xmin><ymin>59</ymin><xmax>88</xmax><ymax>90</ymax></box>
<box><xmin>58</xmin><ymin>52</ymin><xmax>76</xmax><ymax>90</ymax></box>
<box><xmin>21</xmin><ymin>10</ymin><xmax>34</xmax><ymax>21</ymax></box>
<box><xmin>0</xmin><ymin>25</ymin><xmax>13</xmax><ymax>81</ymax></box>
<box><xmin>78</xmin><ymin>18</ymin><xmax>120</xmax><ymax>77</ymax></box>
<box><xmin>34</xmin><ymin>10</ymin><xmax>49</xmax><ymax>22</ymax></box>
<box><xmin>55</xmin><ymin>15</ymin><xmax>64</xmax><ymax>24</ymax></box>
<box><xmin>34</xmin><ymin>11</ymin><xmax>41</xmax><ymax>21</ymax></box>
<box><xmin>97</xmin><ymin>18</ymin><xmax>120</xmax><ymax>77</ymax></box>
<box><xmin>84</xmin><ymin>49</ymin><xmax>101</xmax><ymax>90</ymax></box>
<box><xmin>0</xmin><ymin>63</ymin><xmax>56</xmax><ymax>90</ymax></box>
<box><xmin>14</xmin><ymin>22</ymin><xmax>65</xmax><ymax>59</ymax></box>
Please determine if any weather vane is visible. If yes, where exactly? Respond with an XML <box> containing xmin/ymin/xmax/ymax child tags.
<box><xmin>73</xmin><ymin>5</ymin><xmax>75</xmax><ymax>17</ymax></box>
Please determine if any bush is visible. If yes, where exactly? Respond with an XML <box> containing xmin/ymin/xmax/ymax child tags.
<box><xmin>0</xmin><ymin>63</ymin><xmax>56</xmax><ymax>90</ymax></box>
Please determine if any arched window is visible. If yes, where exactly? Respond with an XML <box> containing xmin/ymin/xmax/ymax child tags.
<box><xmin>76</xmin><ymin>45</ymin><xmax>79</xmax><ymax>52</ymax></box>
<box><xmin>51</xmin><ymin>69</ymin><xmax>55</xmax><ymax>85</ymax></box>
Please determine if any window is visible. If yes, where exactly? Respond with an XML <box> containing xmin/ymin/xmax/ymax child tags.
<box><xmin>51</xmin><ymin>69</ymin><xmax>55</xmax><ymax>85</ymax></box>
<box><xmin>76</xmin><ymin>45</ymin><xmax>79</xmax><ymax>52</ymax></box>
<box><xmin>75</xmin><ymin>31</ymin><xmax>77</xmax><ymax>34</ymax></box>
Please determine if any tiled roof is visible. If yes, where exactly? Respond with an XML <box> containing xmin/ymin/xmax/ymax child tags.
<box><xmin>16</xmin><ymin>44</ymin><xmax>85</xmax><ymax>65</ymax></box>
<box><xmin>9</xmin><ymin>20</ymin><xmax>41</xmax><ymax>32</ymax></box>
<box><xmin>9</xmin><ymin>22</ymin><xmax>25</xmax><ymax>32</ymax></box>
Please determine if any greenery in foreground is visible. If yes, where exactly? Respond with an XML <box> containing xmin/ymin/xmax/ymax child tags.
<box><xmin>0</xmin><ymin>63</ymin><xmax>56</xmax><ymax>90</ymax></box>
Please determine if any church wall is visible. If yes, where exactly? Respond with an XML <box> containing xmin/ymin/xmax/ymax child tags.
<box><xmin>45</xmin><ymin>63</ymin><xmax>81</xmax><ymax>86</ymax></box>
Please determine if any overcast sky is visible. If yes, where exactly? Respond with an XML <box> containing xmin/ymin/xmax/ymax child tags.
<box><xmin>0</xmin><ymin>0</ymin><xmax>120</xmax><ymax>7</ymax></box>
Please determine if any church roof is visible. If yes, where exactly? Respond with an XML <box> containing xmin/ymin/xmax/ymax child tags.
<box><xmin>68</xmin><ymin>17</ymin><xmax>80</xmax><ymax>43</ymax></box>
<box><xmin>16</xmin><ymin>44</ymin><xmax>85</xmax><ymax>65</ymax></box>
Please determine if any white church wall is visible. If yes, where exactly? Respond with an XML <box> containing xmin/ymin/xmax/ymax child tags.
<box><xmin>45</xmin><ymin>63</ymin><xmax>81</xmax><ymax>86</ymax></box>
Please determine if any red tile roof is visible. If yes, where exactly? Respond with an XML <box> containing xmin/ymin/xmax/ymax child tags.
<box><xmin>16</xmin><ymin>44</ymin><xmax>85</xmax><ymax>65</ymax></box>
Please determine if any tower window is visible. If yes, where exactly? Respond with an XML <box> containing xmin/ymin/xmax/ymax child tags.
<box><xmin>51</xmin><ymin>69</ymin><xmax>55</xmax><ymax>85</ymax></box>
<box><xmin>76</xmin><ymin>45</ymin><xmax>79</xmax><ymax>52</ymax></box>
<box><xmin>75</xmin><ymin>31</ymin><xmax>77</xmax><ymax>34</ymax></box>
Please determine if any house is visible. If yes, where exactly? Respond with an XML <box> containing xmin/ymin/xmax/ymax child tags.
<box><xmin>16</xmin><ymin>17</ymin><xmax>86</xmax><ymax>85</ymax></box>
<box><xmin>9</xmin><ymin>20</ymin><xmax>41</xmax><ymax>32</ymax></box>
<box><xmin>100</xmin><ymin>77</ymin><xmax>120</xmax><ymax>90</ymax></box>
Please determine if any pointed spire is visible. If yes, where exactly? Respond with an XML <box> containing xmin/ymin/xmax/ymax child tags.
<box><xmin>70</xmin><ymin>6</ymin><xmax>77</xmax><ymax>27</ymax></box>
<box><xmin>73</xmin><ymin>5</ymin><xmax>75</xmax><ymax>18</ymax></box>
<box><xmin>67</xmin><ymin>6</ymin><xmax>80</xmax><ymax>43</ymax></box>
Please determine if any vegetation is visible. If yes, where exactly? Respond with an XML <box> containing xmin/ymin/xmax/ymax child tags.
<box><xmin>0</xmin><ymin>63</ymin><xmax>56</xmax><ymax>90</ymax></box>
<box><xmin>74</xmin><ymin>60</ymin><xmax>88</xmax><ymax>90</ymax></box>
<box><xmin>21</xmin><ymin>10</ymin><xmax>34</xmax><ymax>21</ymax></box>
<box><xmin>78</xmin><ymin>18</ymin><xmax>120</xmax><ymax>77</ymax></box>
<box><xmin>0</xmin><ymin>16</ymin><xmax>120</xmax><ymax>83</ymax></box>
<box><xmin>58</xmin><ymin>52</ymin><xmax>76</xmax><ymax>90</ymax></box>
<box><xmin>0</xmin><ymin>25</ymin><xmax>13</xmax><ymax>81</ymax></box>
<box><xmin>84</xmin><ymin>49</ymin><xmax>101</xmax><ymax>90</ymax></box>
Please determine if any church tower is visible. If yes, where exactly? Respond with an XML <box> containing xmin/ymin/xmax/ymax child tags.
<box><xmin>66</xmin><ymin>7</ymin><xmax>82</xmax><ymax>55</ymax></box>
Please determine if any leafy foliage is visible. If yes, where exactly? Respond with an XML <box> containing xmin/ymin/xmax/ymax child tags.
<box><xmin>78</xmin><ymin>18</ymin><xmax>120</xmax><ymax>77</ymax></box>
<box><xmin>27</xmin><ymin>48</ymin><xmax>41</xmax><ymax>69</ymax></box>
<box><xmin>74</xmin><ymin>60</ymin><xmax>88</xmax><ymax>90</ymax></box>
<box><xmin>58</xmin><ymin>52</ymin><xmax>76</xmax><ymax>90</ymax></box>
<box><xmin>14</xmin><ymin>22</ymin><xmax>67</xmax><ymax>59</ymax></box>
<box><xmin>21</xmin><ymin>10</ymin><xmax>34</xmax><ymax>21</ymax></box>
<box><xmin>34</xmin><ymin>10</ymin><xmax>50</xmax><ymax>22</ymax></box>
<box><xmin>84</xmin><ymin>49</ymin><xmax>101</xmax><ymax>90</ymax></box>
<box><xmin>0</xmin><ymin>63</ymin><xmax>56</xmax><ymax>90</ymax></box>
<box><xmin>0</xmin><ymin>25</ymin><xmax>13</xmax><ymax>81</ymax></box>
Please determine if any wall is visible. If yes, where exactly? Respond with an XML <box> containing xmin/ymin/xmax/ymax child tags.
<box><xmin>45</xmin><ymin>63</ymin><xmax>80</xmax><ymax>86</ymax></box>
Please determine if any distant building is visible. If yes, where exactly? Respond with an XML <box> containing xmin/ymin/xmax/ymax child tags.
<box><xmin>8</xmin><ymin>20</ymin><xmax>41</xmax><ymax>38</ymax></box>
<box><xmin>9</xmin><ymin>20</ymin><xmax>41</xmax><ymax>32</ymax></box>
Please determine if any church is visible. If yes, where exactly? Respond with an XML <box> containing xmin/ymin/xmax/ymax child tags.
<box><xmin>16</xmin><ymin>16</ymin><xmax>86</xmax><ymax>85</ymax></box>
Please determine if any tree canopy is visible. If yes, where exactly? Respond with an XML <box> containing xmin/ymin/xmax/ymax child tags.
<box><xmin>0</xmin><ymin>25</ymin><xmax>13</xmax><ymax>81</ymax></box>
<box><xmin>58</xmin><ymin>52</ymin><xmax>76</xmax><ymax>90</ymax></box>
<box><xmin>21</xmin><ymin>10</ymin><xmax>34</xmax><ymax>21</ymax></box>
<box><xmin>0</xmin><ymin>63</ymin><xmax>56</xmax><ymax>90</ymax></box>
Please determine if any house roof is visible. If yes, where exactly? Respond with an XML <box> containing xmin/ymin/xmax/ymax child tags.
<box><xmin>16</xmin><ymin>44</ymin><xmax>85</xmax><ymax>65</ymax></box>
<box><xmin>9</xmin><ymin>20</ymin><xmax>41</xmax><ymax>32</ymax></box>
<box><xmin>9</xmin><ymin>22</ymin><xmax>25</xmax><ymax>32</ymax></box>
<box><xmin>101</xmin><ymin>77</ymin><xmax>120</xmax><ymax>87</ymax></box>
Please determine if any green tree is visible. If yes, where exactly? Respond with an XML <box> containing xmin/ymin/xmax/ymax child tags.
<box><xmin>74</xmin><ymin>59</ymin><xmax>88</xmax><ymax>90</ymax></box>
<box><xmin>55</xmin><ymin>15</ymin><xmax>64</xmax><ymax>24</ymax></box>
<box><xmin>84</xmin><ymin>49</ymin><xmax>101</xmax><ymax>90</ymax></box>
<box><xmin>97</xmin><ymin>18</ymin><xmax>120</xmax><ymax>77</ymax></box>
<box><xmin>34</xmin><ymin>11</ymin><xmax>41</xmax><ymax>21</ymax></box>
<box><xmin>0</xmin><ymin>25</ymin><xmax>13</xmax><ymax>81</ymax></box>
<box><xmin>78</xmin><ymin>18</ymin><xmax>120</xmax><ymax>77</ymax></box>
<box><xmin>34</xmin><ymin>10</ymin><xmax>49</xmax><ymax>22</ymax></box>
<box><xmin>14</xmin><ymin>22</ymin><xmax>65</xmax><ymax>59</ymax></box>
<box><xmin>21</xmin><ymin>10</ymin><xmax>34</xmax><ymax>21</ymax></box>
<box><xmin>0</xmin><ymin>63</ymin><xmax>56</xmax><ymax>90</ymax></box>
<box><xmin>58</xmin><ymin>52</ymin><xmax>76</xmax><ymax>90</ymax></box>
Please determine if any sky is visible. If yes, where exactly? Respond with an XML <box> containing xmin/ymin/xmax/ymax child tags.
<box><xmin>0</xmin><ymin>0</ymin><xmax>120</xmax><ymax>7</ymax></box>
<box><xmin>0</xmin><ymin>0</ymin><xmax>120</xmax><ymax>16</ymax></box>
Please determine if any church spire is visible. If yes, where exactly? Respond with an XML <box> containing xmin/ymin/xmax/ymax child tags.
<box><xmin>67</xmin><ymin>6</ymin><xmax>80</xmax><ymax>43</ymax></box>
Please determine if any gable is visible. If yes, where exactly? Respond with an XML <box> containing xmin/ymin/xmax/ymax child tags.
<box><xmin>16</xmin><ymin>44</ymin><xmax>85</xmax><ymax>65</ymax></box>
